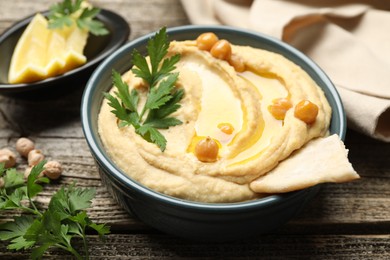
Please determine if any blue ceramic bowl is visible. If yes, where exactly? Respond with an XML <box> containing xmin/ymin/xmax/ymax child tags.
<box><xmin>81</xmin><ymin>25</ymin><xmax>346</xmax><ymax>241</ymax></box>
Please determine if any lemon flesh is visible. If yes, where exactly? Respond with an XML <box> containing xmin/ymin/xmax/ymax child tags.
<box><xmin>8</xmin><ymin>13</ymin><xmax>88</xmax><ymax>84</ymax></box>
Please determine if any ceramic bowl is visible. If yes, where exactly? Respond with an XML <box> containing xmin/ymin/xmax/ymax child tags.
<box><xmin>81</xmin><ymin>25</ymin><xmax>346</xmax><ymax>241</ymax></box>
<box><xmin>0</xmin><ymin>9</ymin><xmax>130</xmax><ymax>99</ymax></box>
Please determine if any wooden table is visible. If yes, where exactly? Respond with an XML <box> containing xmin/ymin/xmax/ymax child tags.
<box><xmin>1</xmin><ymin>0</ymin><xmax>389</xmax><ymax>258</ymax></box>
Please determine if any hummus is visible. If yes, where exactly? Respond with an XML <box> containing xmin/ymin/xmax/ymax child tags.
<box><xmin>98</xmin><ymin>39</ymin><xmax>334</xmax><ymax>203</ymax></box>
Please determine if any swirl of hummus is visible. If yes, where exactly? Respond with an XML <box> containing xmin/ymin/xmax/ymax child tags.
<box><xmin>98</xmin><ymin>40</ymin><xmax>331</xmax><ymax>203</ymax></box>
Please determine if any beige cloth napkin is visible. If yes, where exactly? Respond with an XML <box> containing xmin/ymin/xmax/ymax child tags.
<box><xmin>180</xmin><ymin>0</ymin><xmax>390</xmax><ymax>142</ymax></box>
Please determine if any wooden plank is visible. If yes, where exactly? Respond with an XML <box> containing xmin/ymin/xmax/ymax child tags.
<box><xmin>0</xmin><ymin>130</ymin><xmax>388</xmax><ymax>230</ymax></box>
<box><xmin>0</xmin><ymin>81</ymin><xmax>389</xmax><ymax>230</ymax></box>
<box><xmin>0</xmin><ymin>0</ymin><xmax>389</xmax><ymax>259</ymax></box>
<box><xmin>0</xmin><ymin>0</ymin><xmax>189</xmax><ymax>41</ymax></box>
<box><xmin>0</xmin><ymin>234</ymin><xmax>389</xmax><ymax>259</ymax></box>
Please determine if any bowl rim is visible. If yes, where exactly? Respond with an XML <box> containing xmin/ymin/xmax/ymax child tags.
<box><xmin>0</xmin><ymin>8</ymin><xmax>130</xmax><ymax>93</ymax></box>
<box><xmin>81</xmin><ymin>25</ymin><xmax>346</xmax><ymax>211</ymax></box>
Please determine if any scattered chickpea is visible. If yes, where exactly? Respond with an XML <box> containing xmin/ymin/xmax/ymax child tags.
<box><xmin>24</xmin><ymin>166</ymin><xmax>44</xmax><ymax>179</ymax></box>
<box><xmin>16</xmin><ymin>137</ymin><xmax>35</xmax><ymax>158</ymax></box>
<box><xmin>0</xmin><ymin>155</ymin><xmax>11</xmax><ymax>168</ymax></box>
<box><xmin>28</xmin><ymin>149</ymin><xmax>45</xmax><ymax>167</ymax></box>
<box><xmin>294</xmin><ymin>100</ymin><xmax>319</xmax><ymax>124</ymax></box>
<box><xmin>228</xmin><ymin>54</ymin><xmax>246</xmax><ymax>72</ymax></box>
<box><xmin>42</xmin><ymin>160</ymin><xmax>62</xmax><ymax>180</ymax></box>
<box><xmin>194</xmin><ymin>136</ymin><xmax>219</xmax><ymax>163</ymax></box>
<box><xmin>196</xmin><ymin>32</ymin><xmax>219</xmax><ymax>51</ymax></box>
<box><xmin>0</xmin><ymin>148</ymin><xmax>16</xmax><ymax>168</ymax></box>
<box><xmin>268</xmin><ymin>98</ymin><xmax>293</xmax><ymax>120</ymax></box>
<box><xmin>24</xmin><ymin>167</ymin><xmax>32</xmax><ymax>179</ymax></box>
<box><xmin>210</xmin><ymin>39</ymin><xmax>232</xmax><ymax>61</ymax></box>
<box><xmin>1</xmin><ymin>140</ymin><xmax>63</xmax><ymax>184</ymax></box>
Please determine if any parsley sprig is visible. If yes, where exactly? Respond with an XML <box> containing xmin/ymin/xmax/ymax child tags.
<box><xmin>48</xmin><ymin>0</ymin><xmax>109</xmax><ymax>36</ymax></box>
<box><xmin>0</xmin><ymin>162</ymin><xmax>110</xmax><ymax>259</ymax></box>
<box><xmin>104</xmin><ymin>27</ymin><xmax>184</xmax><ymax>151</ymax></box>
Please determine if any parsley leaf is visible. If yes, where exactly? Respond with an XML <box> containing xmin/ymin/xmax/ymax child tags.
<box><xmin>88</xmin><ymin>222</ymin><xmax>111</xmax><ymax>239</ymax></box>
<box><xmin>132</xmin><ymin>28</ymin><xmax>181</xmax><ymax>87</ymax></box>
<box><xmin>3</xmin><ymin>168</ymin><xmax>24</xmax><ymax>190</ymax></box>
<box><xmin>0</xmin><ymin>215</ymin><xmax>35</xmax><ymax>250</ymax></box>
<box><xmin>0</xmin><ymin>163</ymin><xmax>5</xmax><ymax>175</ymax></box>
<box><xmin>0</xmin><ymin>163</ymin><xmax>110</xmax><ymax>259</ymax></box>
<box><xmin>48</xmin><ymin>0</ymin><xmax>109</xmax><ymax>36</ymax></box>
<box><xmin>26</xmin><ymin>161</ymin><xmax>49</xmax><ymax>199</ymax></box>
<box><xmin>67</xmin><ymin>185</ymin><xmax>95</xmax><ymax>213</ymax></box>
<box><xmin>111</xmin><ymin>70</ymin><xmax>139</xmax><ymax>113</ymax></box>
<box><xmin>0</xmin><ymin>165</ymin><xmax>27</xmax><ymax>210</ymax></box>
<box><xmin>136</xmin><ymin>125</ymin><xmax>168</xmax><ymax>151</ymax></box>
<box><xmin>104</xmin><ymin>27</ymin><xmax>184</xmax><ymax>151</ymax></box>
<box><xmin>144</xmin><ymin>73</ymin><xmax>179</xmax><ymax>111</ymax></box>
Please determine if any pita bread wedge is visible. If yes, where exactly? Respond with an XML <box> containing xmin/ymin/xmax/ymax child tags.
<box><xmin>250</xmin><ymin>134</ymin><xmax>360</xmax><ymax>193</ymax></box>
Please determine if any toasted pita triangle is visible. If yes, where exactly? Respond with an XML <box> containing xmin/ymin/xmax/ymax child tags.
<box><xmin>250</xmin><ymin>134</ymin><xmax>360</xmax><ymax>193</ymax></box>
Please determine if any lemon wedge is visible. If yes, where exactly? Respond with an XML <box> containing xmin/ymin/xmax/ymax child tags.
<box><xmin>8</xmin><ymin>13</ymin><xmax>88</xmax><ymax>84</ymax></box>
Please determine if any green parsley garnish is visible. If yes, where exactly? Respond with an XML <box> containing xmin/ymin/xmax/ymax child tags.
<box><xmin>0</xmin><ymin>162</ymin><xmax>110</xmax><ymax>259</ymax></box>
<box><xmin>48</xmin><ymin>0</ymin><xmax>109</xmax><ymax>36</ymax></box>
<box><xmin>104</xmin><ymin>27</ymin><xmax>184</xmax><ymax>151</ymax></box>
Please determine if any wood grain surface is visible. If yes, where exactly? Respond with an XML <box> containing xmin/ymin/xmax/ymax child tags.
<box><xmin>0</xmin><ymin>0</ymin><xmax>389</xmax><ymax>259</ymax></box>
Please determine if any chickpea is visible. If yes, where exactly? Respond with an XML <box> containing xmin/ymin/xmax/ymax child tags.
<box><xmin>24</xmin><ymin>167</ymin><xmax>32</xmax><ymax>179</ymax></box>
<box><xmin>42</xmin><ymin>161</ymin><xmax>62</xmax><ymax>180</ymax></box>
<box><xmin>268</xmin><ymin>98</ymin><xmax>293</xmax><ymax>120</ymax></box>
<box><xmin>16</xmin><ymin>137</ymin><xmax>35</xmax><ymax>158</ymax></box>
<box><xmin>28</xmin><ymin>149</ymin><xmax>45</xmax><ymax>167</ymax></box>
<box><xmin>294</xmin><ymin>100</ymin><xmax>319</xmax><ymax>124</ymax></box>
<box><xmin>210</xmin><ymin>39</ymin><xmax>232</xmax><ymax>61</ymax></box>
<box><xmin>24</xmin><ymin>166</ymin><xmax>44</xmax><ymax>179</ymax></box>
<box><xmin>194</xmin><ymin>136</ymin><xmax>219</xmax><ymax>163</ymax></box>
<box><xmin>228</xmin><ymin>54</ymin><xmax>246</xmax><ymax>72</ymax></box>
<box><xmin>0</xmin><ymin>148</ymin><xmax>16</xmax><ymax>168</ymax></box>
<box><xmin>196</xmin><ymin>32</ymin><xmax>219</xmax><ymax>51</ymax></box>
<box><xmin>218</xmin><ymin>123</ymin><xmax>235</xmax><ymax>135</ymax></box>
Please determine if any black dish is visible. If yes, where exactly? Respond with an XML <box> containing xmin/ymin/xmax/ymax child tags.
<box><xmin>0</xmin><ymin>9</ymin><xmax>130</xmax><ymax>99</ymax></box>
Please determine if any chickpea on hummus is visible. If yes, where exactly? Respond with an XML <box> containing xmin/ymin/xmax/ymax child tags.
<box><xmin>98</xmin><ymin>32</ymin><xmax>359</xmax><ymax>203</ymax></box>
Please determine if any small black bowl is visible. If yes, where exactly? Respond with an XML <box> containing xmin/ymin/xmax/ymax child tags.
<box><xmin>0</xmin><ymin>9</ymin><xmax>130</xmax><ymax>99</ymax></box>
